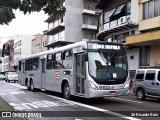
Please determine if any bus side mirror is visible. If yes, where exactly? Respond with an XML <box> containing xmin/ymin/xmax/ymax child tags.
<box><xmin>83</xmin><ymin>53</ymin><xmax>88</xmax><ymax>61</ymax></box>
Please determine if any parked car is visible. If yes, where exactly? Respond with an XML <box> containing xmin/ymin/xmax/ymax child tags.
<box><xmin>133</xmin><ymin>69</ymin><xmax>160</xmax><ymax>101</ymax></box>
<box><xmin>5</xmin><ymin>71</ymin><xmax>18</xmax><ymax>83</ymax></box>
<box><xmin>0</xmin><ymin>74</ymin><xmax>5</xmax><ymax>80</ymax></box>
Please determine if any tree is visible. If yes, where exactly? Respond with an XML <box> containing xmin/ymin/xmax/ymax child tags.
<box><xmin>0</xmin><ymin>0</ymin><xmax>65</xmax><ymax>25</ymax></box>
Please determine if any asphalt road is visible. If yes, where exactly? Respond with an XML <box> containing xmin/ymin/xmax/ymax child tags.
<box><xmin>0</xmin><ymin>81</ymin><xmax>160</xmax><ymax>120</ymax></box>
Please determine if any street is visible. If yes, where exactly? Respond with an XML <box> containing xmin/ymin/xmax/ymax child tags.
<box><xmin>0</xmin><ymin>81</ymin><xmax>160</xmax><ymax>120</ymax></box>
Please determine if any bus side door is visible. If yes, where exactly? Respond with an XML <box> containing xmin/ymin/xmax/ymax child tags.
<box><xmin>75</xmin><ymin>53</ymin><xmax>86</xmax><ymax>95</ymax></box>
<box><xmin>40</xmin><ymin>58</ymin><xmax>46</xmax><ymax>89</ymax></box>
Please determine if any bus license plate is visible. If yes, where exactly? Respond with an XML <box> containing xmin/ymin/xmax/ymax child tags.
<box><xmin>108</xmin><ymin>91</ymin><xmax>116</xmax><ymax>95</ymax></box>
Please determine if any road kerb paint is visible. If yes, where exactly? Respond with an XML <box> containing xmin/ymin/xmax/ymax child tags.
<box><xmin>46</xmin><ymin>94</ymin><xmax>141</xmax><ymax>120</ymax></box>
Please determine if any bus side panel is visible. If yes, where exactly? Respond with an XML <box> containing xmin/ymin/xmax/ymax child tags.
<box><xmin>44</xmin><ymin>70</ymin><xmax>56</xmax><ymax>91</ymax></box>
<box><xmin>32</xmin><ymin>70</ymin><xmax>41</xmax><ymax>89</ymax></box>
<box><xmin>18</xmin><ymin>62</ymin><xmax>25</xmax><ymax>86</ymax></box>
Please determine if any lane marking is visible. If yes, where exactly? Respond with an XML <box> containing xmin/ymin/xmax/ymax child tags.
<box><xmin>110</xmin><ymin>97</ymin><xmax>143</xmax><ymax>104</ymax></box>
<box><xmin>0</xmin><ymin>91</ymin><xmax>26</xmax><ymax>96</ymax></box>
<box><xmin>45</xmin><ymin>94</ymin><xmax>141</xmax><ymax>120</ymax></box>
<box><xmin>0</xmin><ymin>93</ymin><xmax>6</xmax><ymax>95</ymax></box>
<box><xmin>9</xmin><ymin>100</ymin><xmax>77</xmax><ymax>110</ymax></box>
<box><xmin>5</xmin><ymin>82</ymin><xmax>26</xmax><ymax>89</ymax></box>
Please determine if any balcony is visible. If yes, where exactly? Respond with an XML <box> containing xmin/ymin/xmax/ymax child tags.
<box><xmin>97</xmin><ymin>15</ymin><xmax>137</xmax><ymax>40</ymax></box>
<box><xmin>44</xmin><ymin>22</ymin><xmax>65</xmax><ymax>35</ymax></box>
<box><xmin>126</xmin><ymin>30</ymin><xmax>160</xmax><ymax>46</ymax></box>
<box><xmin>82</xmin><ymin>24</ymin><xmax>98</xmax><ymax>32</ymax></box>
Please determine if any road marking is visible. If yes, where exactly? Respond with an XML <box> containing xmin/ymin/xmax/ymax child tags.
<box><xmin>9</xmin><ymin>100</ymin><xmax>77</xmax><ymax>110</ymax></box>
<box><xmin>4</xmin><ymin>82</ymin><xmax>26</xmax><ymax>89</ymax></box>
<box><xmin>0</xmin><ymin>91</ymin><xmax>26</xmax><ymax>96</ymax></box>
<box><xmin>110</xmin><ymin>97</ymin><xmax>143</xmax><ymax>104</ymax></box>
<box><xmin>75</xmin><ymin>118</ymin><xmax>83</xmax><ymax>120</ymax></box>
<box><xmin>0</xmin><ymin>93</ymin><xmax>6</xmax><ymax>95</ymax></box>
<box><xmin>46</xmin><ymin>94</ymin><xmax>141</xmax><ymax>120</ymax></box>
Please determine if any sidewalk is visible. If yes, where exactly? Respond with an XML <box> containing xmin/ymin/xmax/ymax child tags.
<box><xmin>0</xmin><ymin>96</ymin><xmax>24</xmax><ymax>120</ymax></box>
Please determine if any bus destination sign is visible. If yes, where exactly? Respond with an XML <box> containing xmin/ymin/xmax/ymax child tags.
<box><xmin>88</xmin><ymin>43</ymin><xmax>121</xmax><ymax>50</ymax></box>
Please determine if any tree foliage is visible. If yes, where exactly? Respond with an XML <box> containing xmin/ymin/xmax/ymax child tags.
<box><xmin>0</xmin><ymin>0</ymin><xmax>65</xmax><ymax>25</ymax></box>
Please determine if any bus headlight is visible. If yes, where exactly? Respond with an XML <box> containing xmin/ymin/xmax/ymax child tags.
<box><xmin>89</xmin><ymin>82</ymin><xmax>98</xmax><ymax>90</ymax></box>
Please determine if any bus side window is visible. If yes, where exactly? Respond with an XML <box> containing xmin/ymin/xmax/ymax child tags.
<box><xmin>33</xmin><ymin>57</ymin><xmax>39</xmax><ymax>70</ymax></box>
<box><xmin>46</xmin><ymin>54</ymin><xmax>54</xmax><ymax>70</ymax></box>
<box><xmin>63</xmin><ymin>50</ymin><xmax>73</xmax><ymax>69</ymax></box>
<box><xmin>19</xmin><ymin>61</ymin><xmax>21</xmax><ymax>71</ymax></box>
<box><xmin>53</xmin><ymin>52</ymin><xmax>63</xmax><ymax>69</ymax></box>
<box><xmin>25</xmin><ymin>60</ymin><xmax>28</xmax><ymax>71</ymax></box>
<box><xmin>28</xmin><ymin>59</ymin><xmax>33</xmax><ymax>71</ymax></box>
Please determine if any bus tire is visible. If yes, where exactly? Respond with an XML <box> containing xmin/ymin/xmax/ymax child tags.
<box><xmin>63</xmin><ymin>82</ymin><xmax>71</xmax><ymax>100</ymax></box>
<box><xmin>27</xmin><ymin>80</ymin><xmax>31</xmax><ymax>91</ymax></box>
<box><xmin>30</xmin><ymin>80</ymin><xmax>35</xmax><ymax>92</ymax></box>
<box><xmin>136</xmin><ymin>88</ymin><xmax>145</xmax><ymax>100</ymax></box>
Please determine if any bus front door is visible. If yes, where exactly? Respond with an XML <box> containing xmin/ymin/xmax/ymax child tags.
<box><xmin>41</xmin><ymin>59</ymin><xmax>45</xmax><ymax>89</ymax></box>
<box><xmin>75</xmin><ymin>54</ymin><xmax>86</xmax><ymax>95</ymax></box>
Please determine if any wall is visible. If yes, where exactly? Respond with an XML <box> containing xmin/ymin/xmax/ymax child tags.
<box><xmin>139</xmin><ymin>0</ymin><xmax>160</xmax><ymax>31</ymax></box>
<box><xmin>65</xmin><ymin>0</ymin><xmax>83</xmax><ymax>42</ymax></box>
<box><xmin>150</xmin><ymin>44</ymin><xmax>160</xmax><ymax>66</ymax></box>
<box><xmin>127</xmin><ymin>48</ymin><xmax>139</xmax><ymax>70</ymax></box>
<box><xmin>32</xmin><ymin>34</ymin><xmax>48</xmax><ymax>54</ymax></box>
<box><xmin>14</xmin><ymin>35</ymin><xmax>35</xmax><ymax>66</ymax></box>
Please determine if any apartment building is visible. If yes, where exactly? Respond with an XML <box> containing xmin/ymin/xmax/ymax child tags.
<box><xmin>32</xmin><ymin>33</ymin><xmax>48</xmax><ymax>54</ymax></box>
<box><xmin>96</xmin><ymin>0</ymin><xmax>140</xmax><ymax>78</ymax></box>
<box><xmin>13</xmin><ymin>35</ymin><xmax>35</xmax><ymax>71</ymax></box>
<box><xmin>0</xmin><ymin>57</ymin><xmax>4</xmax><ymax>73</ymax></box>
<box><xmin>1</xmin><ymin>40</ymin><xmax>14</xmax><ymax>72</ymax></box>
<box><xmin>126</xmin><ymin>0</ymin><xmax>160</xmax><ymax>69</ymax></box>
<box><xmin>44</xmin><ymin>0</ymin><xmax>99</xmax><ymax>49</ymax></box>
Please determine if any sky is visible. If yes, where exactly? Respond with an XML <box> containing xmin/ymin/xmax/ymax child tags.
<box><xmin>0</xmin><ymin>10</ymin><xmax>48</xmax><ymax>48</ymax></box>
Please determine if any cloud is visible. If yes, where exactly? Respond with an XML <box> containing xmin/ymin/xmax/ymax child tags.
<box><xmin>0</xmin><ymin>10</ymin><xmax>48</xmax><ymax>37</ymax></box>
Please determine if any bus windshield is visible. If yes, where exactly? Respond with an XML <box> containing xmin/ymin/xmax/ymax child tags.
<box><xmin>88</xmin><ymin>48</ymin><xmax>128</xmax><ymax>85</ymax></box>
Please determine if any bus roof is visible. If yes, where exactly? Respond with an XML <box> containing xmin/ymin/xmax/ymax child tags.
<box><xmin>20</xmin><ymin>41</ymin><xmax>125</xmax><ymax>61</ymax></box>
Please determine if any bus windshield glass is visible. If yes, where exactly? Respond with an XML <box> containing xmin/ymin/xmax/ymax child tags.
<box><xmin>88</xmin><ymin>45</ymin><xmax>128</xmax><ymax>85</ymax></box>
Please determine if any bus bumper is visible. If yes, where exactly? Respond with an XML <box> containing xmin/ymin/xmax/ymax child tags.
<box><xmin>87</xmin><ymin>87</ymin><xmax>130</xmax><ymax>98</ymax></box>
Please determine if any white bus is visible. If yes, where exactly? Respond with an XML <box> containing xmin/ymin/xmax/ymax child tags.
<box><xmin>18</xmin><ymin>41</ymin><xmax>130</xmax><ymax>99</ymax></box>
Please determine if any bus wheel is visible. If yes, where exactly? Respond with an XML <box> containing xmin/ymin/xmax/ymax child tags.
<box><xmin>27</xmin><ymin>81</ymin><xmax>31</xmax><ymax>91</ymax></box>
<box><xmin>30</xmin><ymin>80</ymin><xmax>35</xmax><ymax>92</ymax></box>
<box><xmin>136</xmin><ymin>88</ymin><xmax>145</xmax><ymax>100</ymax></box>
<box><xmin>63</xmin><ymin>83</ymin><xmax>71</xmax><ymax>100</ymax></box>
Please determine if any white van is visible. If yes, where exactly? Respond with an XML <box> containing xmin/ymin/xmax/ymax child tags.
<box><xmin>133</xmin><ymin>69</ymin><xmax>160</xmax><ymax>100</ymax></box>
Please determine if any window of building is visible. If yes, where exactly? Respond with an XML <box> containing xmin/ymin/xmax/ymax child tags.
<box><xmin>143</xmin><ymin>0</ymin><xmax>160</xmax><ymax>20</ymax></box>
<box><xmin>127</xmin><ymin>2</ymin><xmax>131</xmax><ymax>15</ymax></box>
<box><xmin>140</xmin><ymin>46</ymin><xmax>150</xmax><ymax>66</ymax></box>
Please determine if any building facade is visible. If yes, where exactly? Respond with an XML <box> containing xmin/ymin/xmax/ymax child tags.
<box><xmin>1</xmin><ymin>40</ymin><xmax>14</xmax><ymax>72</ymax></box>
<box><xmin>0</xmin><ymin>57</ymin><xmax>4</xmax><ymax>73</ymax></box>
<box><xmin>13</xmin><ymin>35</ymin><xmax>35</xmax><ymax>71</ymax></box>
<box><xmin>96</xmin><ymin>0</ymin><xmax>140</xmax><ymax>78</ymax></box>
<box><xmin>32</xmin><ymin>33</ymin><xmax>48</xmax><ymax>54</ymax></box>
<box><xmin>44</xmin><ymin>0</ymin><xmax>100</xmax><ymax>49</ymax></box>
<box><xmin>126</xmin><ymin>0</ymin><xmax>160</xmax><ymax>69</ymax></box>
